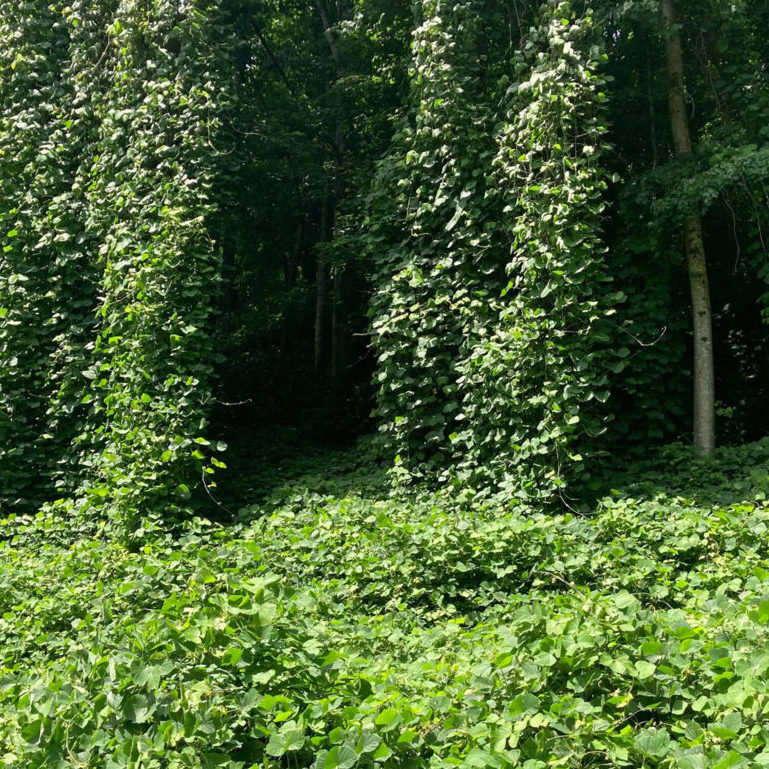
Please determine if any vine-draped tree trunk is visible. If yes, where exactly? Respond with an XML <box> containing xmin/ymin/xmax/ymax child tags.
<box><xmin>660</xmin><ymin>0</ymin><xmax>715</xmax><ymax>454</ymax></box>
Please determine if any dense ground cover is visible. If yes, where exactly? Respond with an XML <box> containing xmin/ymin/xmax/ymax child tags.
<box><xmin>3</xmin><ymin>440</ymin><xmax>769</xmax><ymax>768</ymax></box>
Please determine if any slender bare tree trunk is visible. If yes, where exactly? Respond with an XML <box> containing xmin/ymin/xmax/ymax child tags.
<box><xmin>316</xmin><ymin>0</ymin><xmax>348</xmax><ymax>386</ymax></box>
<box><xmin>331</xmin><ymin>268</ymin><xmax>343</xmax><ymax>384</ymax></box>
<box><xmin>316</xmin><ymin>0</ymin><xmax>345</xmax><ymax>77</ymax></box>
<box><xmin>660</xmin><ymin>0</ymin><xmax>715</xmax><ymax>454</ymax></box>
<box><xmin>314</xmin><ymin>192</ymin><xmax>329</xmax><ymax>375</ymax></box>
<box><xmin>645</xmin><ymin>36</ymin><xmax>659</xmax><ymax>169</ymax></box>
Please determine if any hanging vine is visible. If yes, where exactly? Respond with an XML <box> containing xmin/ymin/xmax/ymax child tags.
<box><xmin>0</xmin><ymin>0</ymin><xmax>235</xmax><ymax>531</ymax></box>
<box><xmin>369</xmin><ymin>0</ymin><xmax>623</xmax><ymax>501</ymax></box>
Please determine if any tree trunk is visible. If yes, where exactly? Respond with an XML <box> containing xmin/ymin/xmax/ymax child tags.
<box><xmin>316</xmin><ymin>0</ymin><xmax>348</xmax><ymax>388</ymax></box>
<box><xmin>316</xmin><ymin>0</ymin><xmax>345</xmax><ymax>77</ymax></box>
<box><xmin>314</xmin><ymin>194</ymin><xmax>329</xmax><ymax>375</ymax></box>
<box><xmin>331</xmin><ymin>267</ymin><xmax>343</xmax><ymax>385</ymax></box>
<box><xmin>660</xmin><ymin>0</ymin><xmax>715</xmax><ymax>454</ymax></box>
<box><xmin>645</xmin><ymin>36</ymin><xmax>659</xmax><ymax>168</ymax></box>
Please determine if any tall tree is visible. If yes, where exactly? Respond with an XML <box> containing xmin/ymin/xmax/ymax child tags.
<box><xmin>660</xmin><ymin>0</ymin><xmax>715</xmax><ymax>454</ymax></box>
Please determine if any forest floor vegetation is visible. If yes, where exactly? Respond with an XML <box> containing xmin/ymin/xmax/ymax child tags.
<box><xmin>3</xmin><ymin>438</ymin><xmax>769</xmax><ymax>768</ymax></box>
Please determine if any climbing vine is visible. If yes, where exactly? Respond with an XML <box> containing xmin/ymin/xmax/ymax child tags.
<box><xmin>369</xmin><ymin>0</ymin><xmax>622</xmax><ymax>501</ymax></box>
<box><xmin>0</xmin><ymin>1</ymin><xmax>103</xmax><ymax>514</ymax></box>
<box><xmin>0</xmin><ymin>0</ymin><xmax>234</xmax><ymax>530</ymax></box>
<box><xmin>368</xmin><ymin>0</ymin><xmax>519</xmax><ymax>481</ymax></box>
<box><xmin>77</xmin><ymin>0</ymin><xmax>230</xmax><ymax>530</ymax></box>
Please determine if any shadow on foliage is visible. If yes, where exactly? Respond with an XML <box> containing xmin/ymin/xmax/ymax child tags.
<box><xmin>204</xmin><ymin>425</ymin><xmax>389</xmax><ymax>523</ymax></box>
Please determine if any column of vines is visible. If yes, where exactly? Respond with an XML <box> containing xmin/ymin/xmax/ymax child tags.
<box><xmin>456</xmin><ymin>0</ymin><xmax>621</xmax><ymax>499</ymax></box>
<box><xmin>368</xmin><ymin>0</ymin><xmax>514</xmax><ymax>480</ymax></box>
<box><xmin>45</xmin><ymin>2</ymin><xmax>120</xmax><ymax>504</ymax></box>
<box><xmin>0</xmin><ymin>1</ymin><xmax>102</xmax><ymax>514</ymax></box>
<box><xmin>78</xmin><ymin>0</ymin><xmax>230</xmax><ymax>529</ymax></box>
<box><xmin>0</xmin><ymin>0</ymin><xmax>232</xmax><ymax>529</ymax></box>
<box><xmin>369</xmin><ymin>0</ymin><xmax>622</xmax><ymax>500</ymax></box>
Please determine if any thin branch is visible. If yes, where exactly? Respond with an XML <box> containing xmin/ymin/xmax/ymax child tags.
<box><xmin>316</xmin><ymin>0</ymin><xmax>345</xmax><ymax>78</ymax></box>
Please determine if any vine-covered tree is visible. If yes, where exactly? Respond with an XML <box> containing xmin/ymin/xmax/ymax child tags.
<box><xmin>2</xmin><ymin>0</ymin><xmax>769</xmax><ymax>527</ymax></box>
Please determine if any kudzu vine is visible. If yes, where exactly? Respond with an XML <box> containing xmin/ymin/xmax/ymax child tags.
<box><xmin>370</xmin><ymin>0</ymin><xmax>623</xmax><ymax>501</ymax></box>
<box><xmin>0</xmin><ymin>0</ymin><xmax>98</xmax><ymax>514</ymax></box>
<box><xmin>5</xmin><ymin>0</ymin><xmax>764</xmax><ymax>524</ymax></box>
<box><xmin>0</xmin><ymin>0</ymin><xmax>235</xmax><ymax>530</ymax></box>
<box><xmin>79</xmin><ymin>0</ymin><xmax>230</xmax><ymax>530</ymax></box>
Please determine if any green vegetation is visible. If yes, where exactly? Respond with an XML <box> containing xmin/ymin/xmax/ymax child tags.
<box><xmin>3</xmin><ymin>0</ymin><xmax>769</xmax><ymax>766</ymax></box>
<box><xmin>4</xmin><ymin>442</ymin><xmax>769</xmax><ymax>767</ymax></box>
<box><xmin>4</xmin><ymin>0</ymin><xmax>769</xmax><ymax>520</ymax></box>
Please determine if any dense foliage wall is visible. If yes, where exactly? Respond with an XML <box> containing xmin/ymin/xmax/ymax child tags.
<box><xmin>80</xmin><ymin>0</ymin><xmax>230</xmax><ymax>528</ymax></box>
<box><xmin>0</xmin><ymin>0</ymin><xmax>233</xmax><ymax>528</ymax></box>
<box><xmin>3</xmin><ymin>0</ymin><xmax>769</xmax><ymax>522</ymax></box>
<box><xmin>0</xmin><ymin>0</ymin><xmax>105</xmax><ymax>513</ymax></box>
<box><xmin>369</xmin><ymin>0</ymin><xmax>623</xmax><ymax>500</ymax></box>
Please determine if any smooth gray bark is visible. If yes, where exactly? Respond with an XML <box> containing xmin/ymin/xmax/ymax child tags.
<box><xmin>660</xmin><ymin>0</ymin><xmax>715</xmax><ymax>454</ymax></box>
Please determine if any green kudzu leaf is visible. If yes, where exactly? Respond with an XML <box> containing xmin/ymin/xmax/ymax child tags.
<box><xmin>372</xmin><ymin>743</ymin><xmax>392</xmax><ymax>762</ymax></box>
<box><xmin>258</xmin><ymin>603</ymin><xmax>277</xmax><ymax>627</ymax></box>
<box><xmin>357</xmin><ymin>732</ymin><xmax>381</xmax><ymax>754</ymax></box>
<box><xmin>336</xmin><ymin>746</ymin><xmax>359</xmax><ymax>769</ymax></box>
<box><xmin>375</xmin><ymin>708</ymin><xmax>400</xmax><ymax>728</ymax></box>
<box><xmin>284</xmin><ymin>731</ymin><xmax>305</xmax><ymax>752</ymax></box>
<box><xmin>131</xmin><ymin>663</ymin><xmax>162</xmax><ymax>691</ymax></box>
<box><xmin>710</xmin><ymin>725</ymin><xmax>739</xmax><ymax>740</ymax></box>
<box><xmin>712</xmin><ymin>751</ymin><xmax>746</xmax><ymax>769</ymax></box>
<box><xmin>319</xmin><ymin>746</ymin><xmax>357</xmax><ymax>769</ymax></box>
<box><xmin>222</xmin><ymin>647</ymin><xmax>243</xmax><ymax>665</ymax></box>
<box><xmin>634</xmin><ymin>727</ymin><xmax>671</xmax><ymax>758</ymax></box>
<box><xmin>122</xmin><ymin>694</ymin><xmax>154</xmax><ymax>724</ymax></box>
<box><xmin>634</xmin><ymin>660</ymin><xmax>656</xmax><ymax>679</ymax></box>
<box><xmin>21</xmin><ymin>719</ymin><xmax>43</xmax><ymax>744</ymax></box>
<box><xmin>613</xmin><ymin>591</ymin><xmax>635</xmax><ymax>609</ymax></box>
<box><xmin>710</xmin><ymin>712</ymin><xmax>742</xmax><ymax>740</ymax></box>
<box><xmin>266</xmin><ymin>733</ymin><xmax>287</xmax><ymax>757</ymax></box>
